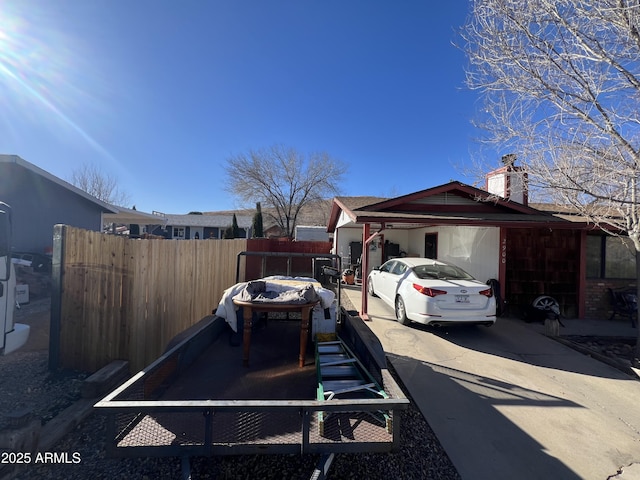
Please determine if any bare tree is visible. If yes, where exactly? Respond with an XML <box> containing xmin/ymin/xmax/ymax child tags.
<box><xmin>463</xmin><ymin>0</ymin><xmax>640</xmax><ymax>365</ymax></box>
<box><xmin>224</xmin><ymin>145</ymin><xmax>347</xmax><ymax>238</ymax></box>
<box><xmin>70</xmin><ymin>163</ymin><xmax>131</xmax><ymax>207</ymax></box>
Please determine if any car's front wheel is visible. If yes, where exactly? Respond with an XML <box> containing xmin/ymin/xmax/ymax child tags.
<box><xmin>395</xmin><ymin>296</ymin><xmax>410</xmax><ymax>325</ymax></box>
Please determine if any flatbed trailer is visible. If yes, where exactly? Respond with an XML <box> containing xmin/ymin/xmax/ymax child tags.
<box><xmin>94</xmin><ymin>253</ymin><xmax>409</xmax><ymax>479</ymax></box>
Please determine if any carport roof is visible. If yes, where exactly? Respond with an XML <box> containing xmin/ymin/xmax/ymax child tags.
<box><xmin>328</xmin><ymin>181</ymin><xmax>588</xmax><ymax>231</ymax></box>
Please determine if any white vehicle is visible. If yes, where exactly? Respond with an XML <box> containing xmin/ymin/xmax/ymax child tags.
<box><xmin>1</xmin><ymin>202</ymin><xmax>30</xmax><ymax>354</ymax></box>
<box><xmin>367</xmin><ymin>257</ymin><xmax>496</xmax><ymax>327</ymax></box>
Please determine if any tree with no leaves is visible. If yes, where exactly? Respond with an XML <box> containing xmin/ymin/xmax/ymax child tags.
<box><xmin>463</xmin><ymin>0</ymin><xmax>640</xmax><ymax>365</ymax></box>
<box><xmin>224</xmin><ymin>145</ymin><xmax>347</xmax><ymax>238</ymax></box>
<box><xmin>70</xmin><ymin>163</ymin><xmax>131</xmax><ymax>207</ymax></box>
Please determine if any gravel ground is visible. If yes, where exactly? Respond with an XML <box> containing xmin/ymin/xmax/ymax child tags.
<box><xmin>1</xmin><ymin>297</ymin><xmax>462</xmax><ymax>480</ymax></box>
<box><xmin>564</xmin><ymin>335</ymin><xmax>636</xmax><ymax>364</ymax></box>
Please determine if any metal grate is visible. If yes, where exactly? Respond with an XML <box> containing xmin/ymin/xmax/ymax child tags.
<box><xmin>117</xmin><ymin>411</ymin><xmax>208</xmax><ymax>447</ymax></box>
<box><xmin>310</xmin><ymin>410</ymin><xmax>394</xmax><ymax>444</ymax></box>
<box><xmin>211</xmin><ymin>411</ymin><xmax>303</xmax><ymax>445</ymax></box>
<box><xmin>114</xmin><ymin>407</ymin><xmax>395</xmax><ymax>449</ymax></box>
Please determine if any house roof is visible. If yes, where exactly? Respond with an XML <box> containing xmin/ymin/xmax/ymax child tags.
<box><xmin>0</xmin><ymin>154</ymin><xmax>118</xmax><ymax>213</ymax></box>
<box><xmin>529</xmin><ymin>202</ymin><xmax>627</xmax><ymax>232</ymax></box>
<box><xmin>104</xmin><ymin>207</ymin><xmax>166</xmax><ymax>225</ymax></box>
<box><xmin>162</xmin><ymin>213</ymin><xmax>253</xmax><ymax>228</ymax></box>
<box><xmin>103</xmin><ymin>207</ymin><xmax>254</xmax><ymax>229</ymax></box>
<box><xmin>328</xmin><ymin>181</ymin><xmax>587</xmax><ymax>231</ymax></box>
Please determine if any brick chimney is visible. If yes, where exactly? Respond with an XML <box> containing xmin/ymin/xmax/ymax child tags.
<box><xmin>485</xmin><ymin>154</ymin><xmax>528</xmax><ymax>205</ymax></box>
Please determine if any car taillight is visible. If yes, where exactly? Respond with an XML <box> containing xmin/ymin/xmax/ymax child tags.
<box><xmin>413</xmin><ymin>284</ymin><xmax>447</xmax><ymax>297</ymax></box>
<box><xmin>479</xmin><ymin>288</ymin><xmax>493</xmax><ymax>298</ymax></box>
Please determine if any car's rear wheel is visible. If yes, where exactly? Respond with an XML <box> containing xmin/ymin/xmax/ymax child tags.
<box><xmin>395</xmin><ymin>296</ymin><xmax>410</xmax><ymax>325</ymax></box>
<box><xmin>367</xmin><ymin>279</ymin><xmax>377</xmax><ymax>297</ymax></box>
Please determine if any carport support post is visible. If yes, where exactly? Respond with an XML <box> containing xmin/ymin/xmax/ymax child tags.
<box><xmin>361</xmin><ymin>223</ymin><xmax>371</xmax><ymax>320</ymax></box>
<box><xmin>361</xmin><ymin>223</ymin><xmax>381</xmax><ymax>321</ymax></box>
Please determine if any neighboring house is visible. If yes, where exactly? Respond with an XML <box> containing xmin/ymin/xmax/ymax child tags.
<box><xmin>104</xmin><ymin>208</ymin><xmax>254</xmax><ymax>240</ymax></box>
<box><xmin>327</xmin><ymin>164</ymin><xmax>636</xmax><ymax>321</ymax></box>
<box><xmin>0</xmin><ymin>155</ymin><xmax>118</xmax><ymax>254</ymax></box>
<box><xmin>147</xmin><ymin>212</ymin><xmax>253</xmax><ymax>240</ymax></box>
<box><xmin>103</xmin><ymin>206</ymin><xmax>167</xmax><ymax>236</ymax></box>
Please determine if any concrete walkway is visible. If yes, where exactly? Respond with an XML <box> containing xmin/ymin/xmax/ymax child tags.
<box><xmin>341</xmin><ymin>285</ymin><xmax>640</xmax><ymax>480</ymax></box>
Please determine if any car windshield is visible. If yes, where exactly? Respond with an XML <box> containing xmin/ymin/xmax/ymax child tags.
<box><xmin>413</xmin><ymin>264</ymin><xmax>475</xmax><ymax>281</ymax></box>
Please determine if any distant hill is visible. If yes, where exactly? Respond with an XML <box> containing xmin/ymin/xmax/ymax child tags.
<box><xmin>204</xmin><ymin>198</ymin><xmax>335</xmax><ymax>228</ymax></box>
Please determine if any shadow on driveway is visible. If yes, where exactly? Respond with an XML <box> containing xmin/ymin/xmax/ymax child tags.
<box><xmin>413</xmin><ymin>317</ymin><xmax>638</xmax><ymax>381</ymax></box>
<box><xmin>388</xmin><ymin>351</ymin><xmax>584</xmax><ymax>480</ymax></box>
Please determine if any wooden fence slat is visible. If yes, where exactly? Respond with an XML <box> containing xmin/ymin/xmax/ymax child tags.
<box><xmin>54</xmin><ymin>230</ymin><xmax>241</xmax><ymax>371</ymax></box>
<box><xmin>55</xmin><ymin>229</ymin><xmax>329</xmax><ymax>373</ymax></box>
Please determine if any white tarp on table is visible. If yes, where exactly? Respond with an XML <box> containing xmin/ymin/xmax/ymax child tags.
<box><xmin>215</xmin><ymin>276</ymin><xmax>336</xmax><ymax>332</ymax></box>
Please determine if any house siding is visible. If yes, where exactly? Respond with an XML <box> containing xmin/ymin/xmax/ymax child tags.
<box><xmin>335</xmin><ymin>224</ymin><xmax>500</xmax><ymax>282</ymax></box>
<box><xmin>0</xmin><ymin>162</ymin><xmax>106</xmax><ymax>253</ymax></box>
<box><xmin>411</xmin><ymin>226</ymin><xmax>500</xmax><ymax>283</ymax></box>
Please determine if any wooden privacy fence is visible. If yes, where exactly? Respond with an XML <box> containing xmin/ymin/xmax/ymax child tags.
<box><xmin>50</xmin><ymin>225</ymin><xmax>247</xmax><ymax>373</ymax></box>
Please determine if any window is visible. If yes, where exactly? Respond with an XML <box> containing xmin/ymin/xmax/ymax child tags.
<box><xmin>605</xmin><ymin>237</ymin><xmax>636</xmax><ymax>278</ymax></box>
<box><xmin>391</xmin><ymin>262</ymin><xmax>408</xmax><ymax>275</ymax></box>
<box><xmin>380</xmin><ymin>261</ymin><xmax>396</xmax><ymax>273</ymax></box>
<box><xmin>587</xmin><ymin>235</ymin><xmax>636</xmax><ymax>279</ymax></box>
<box><xmin>172</xmin><ymin>227</ymin><xmax>185</xmax><ymax>239</ymax></box>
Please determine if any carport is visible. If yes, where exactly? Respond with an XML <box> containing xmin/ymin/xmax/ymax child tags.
<box><xmin>327</xmin><ymin>181</ymin><xmax>589</xmax><ymax>321</ymax></box>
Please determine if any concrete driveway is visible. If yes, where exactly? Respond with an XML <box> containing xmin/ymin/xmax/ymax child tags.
<box><xmin>342</xmin><ymin>286</ymin><xmax>640</xmax><ymax>480</ymax></box>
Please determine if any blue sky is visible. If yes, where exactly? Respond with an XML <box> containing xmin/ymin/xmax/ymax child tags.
<box><xmin>0</xmin><ymin>1</ymin><xmax>488</xmax><ymax>214</ymax></box>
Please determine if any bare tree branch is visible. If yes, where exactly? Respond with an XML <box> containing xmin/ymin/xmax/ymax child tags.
<box><xmin>69</xmin><ymin>163</ymin><xmax>131</xmax><ymax>207</ymax></box>
<box><xmin>463</xmin><ymin>0</ymin><xmax>640</xmax><ymax>364</ymax></box>
<box><xmin>224</xmin><ymin>145</ymin><xmax>347</xmax><ymax>237</ymax></box>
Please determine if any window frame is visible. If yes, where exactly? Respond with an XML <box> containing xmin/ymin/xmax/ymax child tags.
<box><xmin>587</xmin><ymin>234</ymin><xmax>636</xmax><ymax>279</ymax></box>
<box><xmin>172</xmin><ymin>227</ymin><xmax>185</xmax><ymax>239</ymax></box>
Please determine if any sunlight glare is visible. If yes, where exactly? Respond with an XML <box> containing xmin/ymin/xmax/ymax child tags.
<box><xmin>0</xmin><ymin>2</ymin><xmax>117</xmax><ymax>163</ymax></box>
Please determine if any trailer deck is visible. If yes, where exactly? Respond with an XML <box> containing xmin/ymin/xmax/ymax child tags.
<box><xmin>96</xmin><ymin>311</ymin><xmax>408</xmax><ymax>461</ymax></box>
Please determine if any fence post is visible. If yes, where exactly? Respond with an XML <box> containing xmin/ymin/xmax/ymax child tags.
<box><xmin>49</xmin><ymin>224</ymin><xmax>66</xmax><ymax>371</ymax></box>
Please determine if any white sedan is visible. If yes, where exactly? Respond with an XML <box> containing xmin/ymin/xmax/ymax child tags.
<box><xmin>367</xmin><ymin>257</ymin><xmax>496</xmax><ymax>327</ymax></box>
